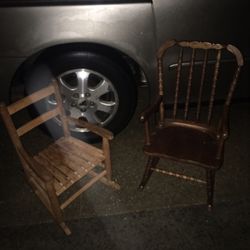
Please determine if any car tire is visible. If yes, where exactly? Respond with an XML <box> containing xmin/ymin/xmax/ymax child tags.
<box><xmin>25</xmin><ymin>51</ymin><xmax>137</xmax><ymax>142</ymax></box>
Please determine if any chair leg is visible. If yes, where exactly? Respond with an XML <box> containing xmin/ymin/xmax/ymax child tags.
<box><xmin>46</xmin><ymin>182</ymin><xmax>71</xmax><ymax>235</ymax></box>
<box><xmin>206</xmin><ymin>169</ymin><xmax>216</xmax><ymax>211</ymax></box>
<box><xmin>103</xmin><ymin>138</ymin><xmax>112</xmax><ymax>181</ymax></box>
<box><xmin>139</xmin><ymin>156</ymin><xmax>159</xmax><ymax>190</ymax></box>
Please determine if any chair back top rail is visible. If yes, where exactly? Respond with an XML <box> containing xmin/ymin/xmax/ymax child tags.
<box><xmin>158</xmin><ymin>40</ymin><xmax>243</xmax><ymax>65</ymax></box>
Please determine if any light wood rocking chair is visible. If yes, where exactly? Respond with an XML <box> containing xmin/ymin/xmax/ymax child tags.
<box><xmin>0</xmin><ymin>80</ymin><xmax>120</xmax><ymax>235</ymax></box>
<box><xmin>139</xmin><ymin>40</ymin><xmax>243</xmax><ymax>209</ymax></box>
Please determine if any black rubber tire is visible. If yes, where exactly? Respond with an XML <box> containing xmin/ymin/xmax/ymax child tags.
<box><xmin>25</xmin><ymin>51</ymin><xmax>137</xmax><ymax>143</ymax></box>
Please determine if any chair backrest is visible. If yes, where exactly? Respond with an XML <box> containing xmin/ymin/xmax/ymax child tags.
<box><xmin>0</xmin><ymin>81</ymin><xmax>70</xmax><ymax>150</ymax></box>
<box><xmin>157</xmin><ymin>40</ymin><xmax>244</xmax><ymax>128</ymax></box>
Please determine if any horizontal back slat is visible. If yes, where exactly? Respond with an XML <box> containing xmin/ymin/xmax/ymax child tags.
<box><xmin>17</xmin><ymin>107</ymin><xmax>60</xmax><ymax>136</ymax></box>
<box><xmin>8</xmin><ymin>85</ymin><xmax>55</xmax><ymax>115</ymax></box>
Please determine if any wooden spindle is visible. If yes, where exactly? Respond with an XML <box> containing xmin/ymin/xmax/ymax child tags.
<box><xmin>173</xmin><ymin>48</ymin><xmax>183</xmax><ymax>118</ymax></box>
<box><xmin>158</xmin><ymin>58</ymin><xmax>164</xmax><ymax>96</ymax></box>
<box><xmin>158</xmin><ymin>57</ymin><xmax>165</xmax><ymax>123</ymax></box>
<box><xmin>196</xmin><ymin>50</ymin><xmax>208</xmax><ymax>120</ymax></box>
<box><xmin>207</xmin><ymin>50</ymin><xmax>221</xmax><ymax>124</ymax></box>
<box><xmin>184</xmin><ymin>48</ymin><xmax>195</xmax><ymax>120</ymax></box>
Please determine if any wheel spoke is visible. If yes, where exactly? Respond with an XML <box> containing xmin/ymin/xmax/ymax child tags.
<box><xmin>91</xmin><ymin>79</ymin><xmax>110</xmax><ymax>99</ymax></box>
<box><xmin>76</xmin><ymin>70</ymin><xmax>90</xmax><ymax>96</ymax></box>
<box><xmin>69</xmin><ymin>107</ymin><xmax>82</xmax><ymax>119</ymax></box>
<box><xmin>57</xmin><ymin>78</ymin><xmax>76</xmax><ymax>107</ymax></box>
<box><xmin>97</xmin><ymin>100</ymin><xmax>116</xmax><ymax>114</ymax></box>
<box><xmin>84</xmin><ymin>110</ymin><xmax>102</xmax><ymax>124</ymax></box>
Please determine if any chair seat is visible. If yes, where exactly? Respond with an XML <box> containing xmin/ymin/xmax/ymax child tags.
<box><xmin>144</xmin><ymin>125</ymin><xmax>220</xmax><ymax>167</ymax></box>
<box><xmin>33</xmin><ymin>136</ymin><xmax>105</xmax><ymax>196</ymax></box>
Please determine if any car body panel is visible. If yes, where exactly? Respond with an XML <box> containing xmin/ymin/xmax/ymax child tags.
<box><xmin>0</xmin><ymin>2</ymin><xmax>156</xmax><ymax>102</ymax></box>
<box><xmin>0</xmin><ymin>0</ymin><xmax>249</xmax><ymax>103</ymax></box>
<box><xmin>0</xmin><ymin>4</ymin><xmax>154</xmax><ymax>58</ymax></box>
<box><xmin>0</xmin><ymin>0</ymin><xmax>152</xmax><ymax>6</ymax></box>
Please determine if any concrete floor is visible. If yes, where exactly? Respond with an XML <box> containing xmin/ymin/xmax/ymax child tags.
<box><xmin>0</xmin><ymin>87</ymin><xmax>249</xmax><ymax>249</ymax></box>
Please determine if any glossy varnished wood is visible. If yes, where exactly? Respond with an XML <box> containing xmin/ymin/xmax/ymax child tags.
<box><xmin>139</xmin><ymin>39</ymin><xmax>243</xmax><ymax>209</ymax></box>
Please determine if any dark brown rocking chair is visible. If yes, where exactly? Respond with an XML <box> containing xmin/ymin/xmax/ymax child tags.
<box><xmin>0</xmin><ymin>80</ymin><xmax>120</xmax><ymax>235</ymax></box>
<box><xmin>139</xmin><ymin>40</ymin><xmax>243</xmax><ymax>209</ymax></box>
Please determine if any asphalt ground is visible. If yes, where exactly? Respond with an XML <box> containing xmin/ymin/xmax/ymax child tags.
<box><xmin>0</xmin><ymin>87</ymin><xmax>249</xmax><ymax>249</ymax></box>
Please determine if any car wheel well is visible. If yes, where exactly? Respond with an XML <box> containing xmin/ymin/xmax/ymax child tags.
<box><xmin>11</xmin><ymin>42</ymin><xmax>145</xmax><ymax>91</ymax></box>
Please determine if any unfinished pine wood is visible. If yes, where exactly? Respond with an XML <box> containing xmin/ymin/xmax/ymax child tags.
<box><xmin>60</xmin><ymin>170</ymin><xmax>107</xmax><ymax>210</ymax></box>
<box><xmin>67</xmin><ymin>116</ymin><xmax>113</xmax><ymax>139</ymax></box>
<box><xmin>0</xmin><ymin>80</ymin><xmax>119</xmax><ymax>235</ymax></box>
<box><xmin>56</xmin><ymin>138</ymin><xmax>104</xmax><ymax>166</ymax></box>
<box><xmin>52</xmin><ymin>81</ymin><xmax>70</xmax><ymax>137</ymax></box>
<box><xmin>88</xmin><ymin>170</ymin><xmax>120</xmax><ymax>190</ymax></box>
<box><xmin>7</xmin><ymin>85</ymin><xmax>55</xmax><ymax>115</ymax></box>
<box><xmin>139</xmin><ymin>39</ymin><xmax>243</xmax><ymax>210</ymax></box>
<box><xmin>17</xmin><ymin>107</ymin><xmax>60</xmax><ymax>136</ymax></box>
<box><xmin>33</xmin><ymin>137</ymin><xmax>104</xmax><ymax>196</ymax></box>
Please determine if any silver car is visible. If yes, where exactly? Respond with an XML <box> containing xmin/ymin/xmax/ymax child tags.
<box><xmin>0</xmin><ymin>0</ymin><xmax>248</xmax><ymax>141</ymax></box>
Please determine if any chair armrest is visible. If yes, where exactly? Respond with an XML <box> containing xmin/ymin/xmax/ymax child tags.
<box><xmin>140</xmin><ymin>96</ymin><xmax>162</xmax><ymax>122</ymax></box>
<box><xmin>67</xmin><ymin>117</ymin><xmax>113</xmax><ymax>140</ymax></box>
<box><xmin>221</xmin><ymin>122</ymin><xmax>229</xmax><ymax>139</ymax></box>
<box><xmin>216</xmin><ymin>117</ymin><xmax>228</xmax><ymax>161</ymax></box>
<box><xmin>17</xmin><ymin>147</ymin><xmax>53</xmax><ymax>182</ymax></box>
<box><xmin>217</xmin><ymin>108</ymin><xmax>229</xmax><ymax>140</ymax></box>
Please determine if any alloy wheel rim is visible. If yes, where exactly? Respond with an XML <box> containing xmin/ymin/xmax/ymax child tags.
<box><xmin>47</xmin><ymin>68</ymin><xmax>119</xmax><ymax>132</ymax></box>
